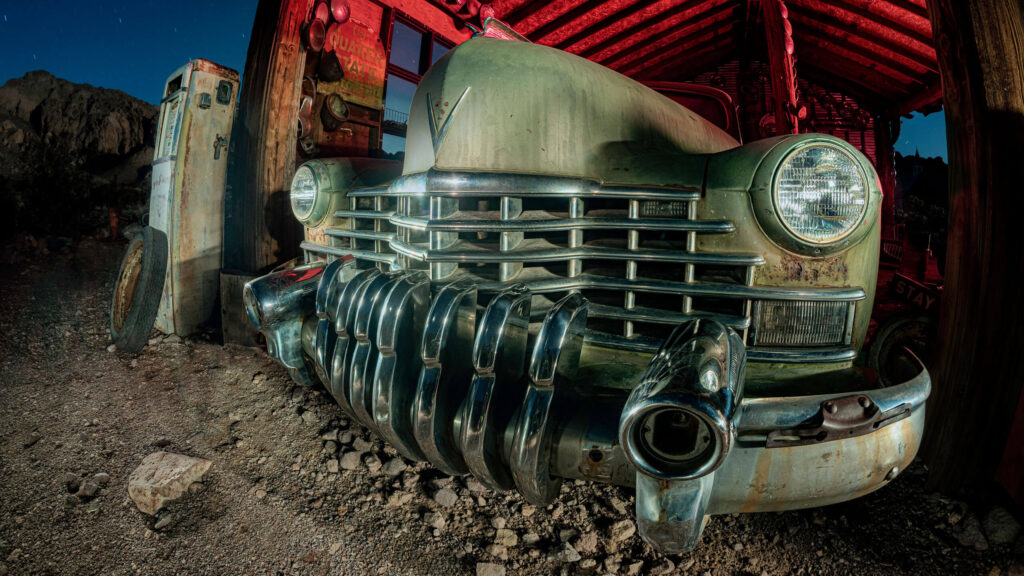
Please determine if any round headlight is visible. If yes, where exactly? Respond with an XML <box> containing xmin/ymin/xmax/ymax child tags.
<box><xmin>290</xmin><ymin>165</ymin><xmax>319</xmax><ymax>222</ymax></box>
<box><xmin>774</xmin><ymin>144</ymin><xmax>867</xmax><ymax>244</ymax></box>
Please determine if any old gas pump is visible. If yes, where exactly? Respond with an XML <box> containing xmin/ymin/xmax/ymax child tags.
<box><xmin>149</xmin><ymin>59</ymin><xmax>239</xmax><ymax>337</ymax></box>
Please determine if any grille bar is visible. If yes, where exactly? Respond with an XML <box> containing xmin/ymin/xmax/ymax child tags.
<box><xmin>301</xmin><ymin>241</ymin><xmax>397</xmax><ymax>264</ymax></box>
<box><xmin>325</xmin><ymin>229</ymin><xmax>395</xmax><ymax>242</ymax></box>
<box><xmin>478</xmin><ymin>273</ymin><xmax>866</xmax><ymax>302</ymax></box>
<box><xmin>350</xmin><ymin>169</ymin><xmax>701</xmax><ymax>200</ymax></box>
<box><xmin>389</xmin><ymin>239</ymin><xmax>765</xmax><ymax>266</ymax></box>
<box><xmin>588</xmin><ymin>303</ymin><xmax>750</xmax><ymax>330</ymax></box>
<box><xmin>334</xmin><ymin>210</ymin><xmax>394</xmax><ymax>220</ymax></box>
<box><xmin>390</xmin><ymin>214</ymin><xmax>734</xmax><ymax>233</ymax></box>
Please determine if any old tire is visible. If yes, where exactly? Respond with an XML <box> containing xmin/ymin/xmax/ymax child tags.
<box><xmin>110</xmin><ymin>226</ymin><xmax>168</xmax><ymax>353</ymax></box>
<box><xmin>868</xmin><ymin>313</ymin><xmax>935</xmax><ymax>386</ymax></box>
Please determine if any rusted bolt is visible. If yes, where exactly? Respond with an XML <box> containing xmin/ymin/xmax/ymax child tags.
<box><xmin>858</xmin><ymin>396</ymin><xmax>872</xmax><ymax>408</ymax></box>
<box><xmin>587</xmin><ymin>449</ymin><xmax>604</xmax><ymax>464</ymax></box>
<box><xmin>885</xmin><ymin>466</ymin><xmax>899</xmax><ymax>482</ymax></box>
<box><xmin>824</xmin><ymin>401</ymin><xmax>837</xmax><ymax>414</ymax></box>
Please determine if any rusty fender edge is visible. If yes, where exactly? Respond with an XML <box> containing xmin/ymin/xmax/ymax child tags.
<box><xmin>550</xmin><ymin>365</ymin><xmax>930</xmax><ymax>515</ymax></box>
<box><xmin>709</xmin><ymin>367</ymin><xmax>930</xmax><ymax>514</ymax></box>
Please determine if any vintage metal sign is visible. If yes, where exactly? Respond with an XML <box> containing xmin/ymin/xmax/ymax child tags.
<box><xmin>323</xmin><ymin>0</ymin><xmax>386</xmax><ymax>111</ymax></box>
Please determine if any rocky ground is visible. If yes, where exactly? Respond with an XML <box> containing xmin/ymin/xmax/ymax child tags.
<box><xmin>1</xmin><ymin>239</ymin><xmax>1023</xmax><ymax>576</ymax></box>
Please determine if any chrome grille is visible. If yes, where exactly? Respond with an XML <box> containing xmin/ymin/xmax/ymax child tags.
<box><xmin>302</xmin><ymin>169</ymin><xmax>864</xmax><ymax>358</ymax></box>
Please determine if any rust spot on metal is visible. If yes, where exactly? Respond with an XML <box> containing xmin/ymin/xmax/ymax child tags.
<box><xmin>761</xmin><ymin>254</ymin><xmax>850</xmax><ymax>284</ymax></box>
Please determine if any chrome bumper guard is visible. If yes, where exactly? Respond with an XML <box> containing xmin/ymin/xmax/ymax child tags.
<box><xmin>244</xmin><ymin>262</ymin><xmax>931</xmax><ymax>553</ymax></box>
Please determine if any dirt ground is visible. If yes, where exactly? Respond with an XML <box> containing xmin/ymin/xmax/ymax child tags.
<box><xmin>1</xmin><ymin>239</ymin><xmax>1022</xmax><ymax>576</ymax></box>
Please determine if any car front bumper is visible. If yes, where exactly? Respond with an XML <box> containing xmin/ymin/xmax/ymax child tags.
<box><xmin>244</xmin><ymin>260</ymin><xmax>930</xmax><ymax>553</ymax></box>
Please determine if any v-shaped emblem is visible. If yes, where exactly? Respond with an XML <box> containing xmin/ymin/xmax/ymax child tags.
<box><xmin>426</xmin><ymin>87</ymin><xmax>471</xmax><ymax>160</ymax></box>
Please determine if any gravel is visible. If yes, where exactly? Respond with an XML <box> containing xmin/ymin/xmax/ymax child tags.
<box><xmin>476</xmin><ymin>561</ymin><xmax>506</xmax><ymax>576</ymax></box>
<box><xmin>339</xmin><ymin>451</ymin><xmax>362</xmax><ymax>471</ymax></box>
<box><xmin>550</xmin><ymin>542</ymin><xmax>581</xmax><ymax>563</ymax></box>
<box><xmin>434</xmin><ymin>488</ymin><xmax>459</xmax><ymax>507</ymax></box>
<box><xmin>381</xmin><ymin>457</ymin><xmax>407</xmax><ymax>477</ymax></box>
<box><xmin>1</xmin><ymin>239</ymin><xmax>1022</xmax><ymax>575</ymax></box>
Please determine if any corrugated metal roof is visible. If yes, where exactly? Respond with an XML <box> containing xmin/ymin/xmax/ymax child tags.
<box><xmin>473</xmin><ymin>0</ymin><xmax>939</xmax><ymax>112</ymax></box>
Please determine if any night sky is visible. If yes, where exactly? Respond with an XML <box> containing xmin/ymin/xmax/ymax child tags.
<box><xmin>0</xmin><ymin>1</ymin><xmax>258</xmax><ymax>105</ymax></box>
<box><xmin>896</xmin><ymin>111</ymin><xmax>948</xmax><ymax>161</ymax></box>
<box><xmin>0</xmin><ymin>0</ymin><xmax>947</xmax><ymax>160</ymax></box>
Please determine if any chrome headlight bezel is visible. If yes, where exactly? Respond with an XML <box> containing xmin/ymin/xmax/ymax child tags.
<box><xmin>290</xmin><ymin>162</ymin><xmax>334</xmax><ymax>227</ymax></box>
<box><xmin>749</xmin><ymin>136</ymin><xmax>881</xmax><ymax>256</ymax></box>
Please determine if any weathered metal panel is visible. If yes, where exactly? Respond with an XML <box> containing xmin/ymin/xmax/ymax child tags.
<box><xmin>150</xmin><ymin>59</ymin><xmax>240</xmax><ymax>336</ymax></box>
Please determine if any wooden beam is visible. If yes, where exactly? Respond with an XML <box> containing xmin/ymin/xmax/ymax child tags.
<box><xmin>787</xmin><ymin>3</ymin><xmax>937</xmax><ymax>72</ymax></box>
<box><xmin>793</xmin><ymin>31</ymin><xmax>924</xmax><ymax>93</ymax></box>
<box><xmin>921</xmin><ymin>0</ymin><xmax>1024</xmax><ymax>491</ymax></box>
<box><xmin>887</xmin><ymin>0</ymin><xmax>930</xmax><ymax>20</ymax></box>
<box><xmin>897</xmin><ymin>80</ymin><xmax>943</xmax><ymax>116</ymax></box>
<box><xmin>790</xmin><ymin>20</ymin><xmax>931</xmax><ymax>80</ymax></box>
<box><xmin>503</xmin><ymin>0</ymin><xmax>551</xmax><ymax>29</ymax></box>
<box><xmin>829</xmin><ymin>0</ymin><xmax>934</xmax><ymax>47</ymax></box>
<box><xmin>635</xmin><ymin>40</ymin><xmax>736</xmax><ymax>81</ymax></box>
<box><xmin>529</xmin><ymin>0</ymin><xmax>612</xmax><ymax>44</ymax></box>
<box><xmin>223</xmin><ymin>0</ymin><xmax>311</xmax><ymax>274</ymax></box>
<box><xmin>554</xmin><ymin>0</ymin><xmax>664</xmax><ymax>51</ymax></box>
<box><xmin>614</xmin><ymin>17</ymin><xmax>737</xmax><ymax>75</ymax></box>
<box><xmin>762</xmin><ymin>0</ymin><xmax>799</xmax><ymax>134</ymax></box>
<box><xmin>601</xmin><ymin>1</ymin><xmax>739</xmax><ymax>69</ymax></box>
<box><xmin>874</xmin><ymin>113</ymin><xmax>899</xmax><ymax>228</ymax></box>
<box><xmin>580</xmin><ymin>0</ymin><xmax>735</xmax><ymax>60</ymax></box>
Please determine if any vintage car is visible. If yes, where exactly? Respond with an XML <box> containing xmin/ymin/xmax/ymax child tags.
<box><xmin>243</xmin><ymin>20</ymin><xmax>930</xmax><ymax>553</ymax></box>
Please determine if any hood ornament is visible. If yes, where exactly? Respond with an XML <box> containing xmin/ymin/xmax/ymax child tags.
<box><xmin>427</xmin><ymin>86</ymin><xmax>471</xmax><ymax>160</ymax></box>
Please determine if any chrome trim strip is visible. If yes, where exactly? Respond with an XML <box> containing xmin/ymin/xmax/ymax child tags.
<box><xmin>583</xmin><ymin>330</ymin><xmax>858</xmax><ymax>363</ymax></box>
<box><xmin>507</xmin><ymin>274</ymin><xmax>867</xmax><ymax>302</ymax></box>
<box><xmin>350</xmin><ymin>169</ymin><xmax>701</xmax><ymax>200</ymax></box>
<box><xmin>390</xmin><ymin>215</ymin><xmax>734</xmax><ymax>234</ymax></box>
<box><xmin>587</xmin><ymin>303</ymin><xmax>751</xmax><ymax>330</ymax></box>
<box><xmin>390</xmin><ymin>239</ymin><xmax>765</xmax><ymax>267</ymax></box>
<box><xmin>324</xmin><ymin>229</ymin><xmax>396</xmax><ymax>242</ymax></box>
<box><xmin>746</xmin><ymin>346</ymin><xmax>858</xmax><ymax>363</ymax></box>
<box><xmin>300</xmin><ymin>241</ymin><xmax>398</xmax><ymax>265</ymax></box>
<box><xmin>334</xmin><ymin>209</ymin><xmax>394</xmax><ymax>220</ymax></box>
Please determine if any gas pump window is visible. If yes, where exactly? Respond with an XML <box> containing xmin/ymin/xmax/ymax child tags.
<box><xmin>157</xmin><ymin>98</ymin><xmax>182</xmax><ymax>158</ymax></box>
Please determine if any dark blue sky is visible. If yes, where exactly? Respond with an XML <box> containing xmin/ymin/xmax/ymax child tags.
<box><xmin>896</xmin><ymin>111</ymin><xmax>948</xmax><ymax>161</ymax></box>
<box><xmin>0</xmin><ymin>1</ymin><xmax>258</xmax><ymax>105</ymax></box>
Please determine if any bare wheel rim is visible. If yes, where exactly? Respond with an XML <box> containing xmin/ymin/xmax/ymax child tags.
<box><xmin>113</xmin><ymin>241</ymin><xmax>145</xmax><ymax>333</ymax></box>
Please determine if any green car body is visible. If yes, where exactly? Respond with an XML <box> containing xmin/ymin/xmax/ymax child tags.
<box><xmin>245</xmin><ymin>30</ymin><xmax>928</xmax><ymax>553</ymax></box>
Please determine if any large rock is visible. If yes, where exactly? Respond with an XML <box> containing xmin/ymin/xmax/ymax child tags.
<box><xmin>0</xmin><ymin>70</ymin><xmax>157</xmax><ymax>241</ymax></box>
<box><xmin>128</xmin><ymin>452</ymin><xmax>212</xmax><ymax>515</ymax></box>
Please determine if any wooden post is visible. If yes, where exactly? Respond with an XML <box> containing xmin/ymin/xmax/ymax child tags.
<box><xmin>874</xmin><ymin>114</ymin><xmax>897</xmax><ymax>229</ymax></box>
<box><xmin>761</xmin><ymin>0</ymin><xmax>799</xmax><ymax>135</ymax></box>
<box><xmin>223</xmin><ymin>0</ymin><xmax>312</xmax><ymax>275</ymax></box>
<box><xmin>922</xmin><ymin>0</ymin><xmax>1024</xmax><ymax>490</ymax></box>
<box><xmin>221</xmin><ymin>0</ymin><xmax>312</xmax><ymax>344</ymax></box>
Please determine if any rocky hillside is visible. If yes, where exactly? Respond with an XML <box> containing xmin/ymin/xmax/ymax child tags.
<box><xmin>0</xmin><ymin>70</ymin><xmax>158</xmax><ymax>244</ymax></box>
